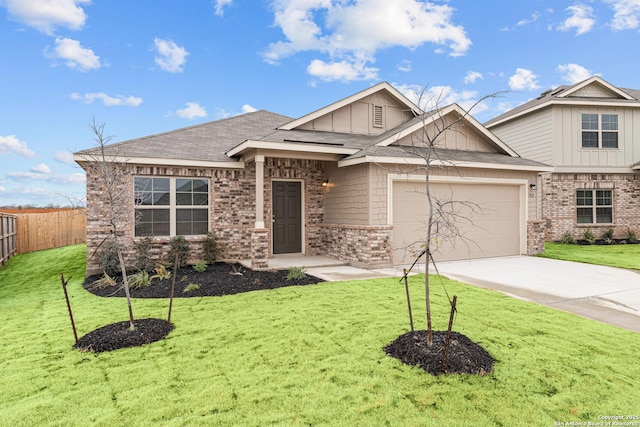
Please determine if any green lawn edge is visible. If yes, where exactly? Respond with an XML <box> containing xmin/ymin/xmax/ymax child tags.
<box><xmin>1</xmin><ymin>244</ymin><xmax>639</xmax><ymax>426</ymax></box>
<box><xmin>539</xmin><ymin>241</ymin><xmax>640</xmax><ymax>270</ymax></box>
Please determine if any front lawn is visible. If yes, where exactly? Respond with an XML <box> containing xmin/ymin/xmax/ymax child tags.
<box><xmin>540</xmin><ymin>241</ymin><xmax>640</xmax><ymax>270</ymax></box>
<box><xmin>1</xmin><ymin>244</ymin><xmax>639</xmax><ymax>426</ymax></box>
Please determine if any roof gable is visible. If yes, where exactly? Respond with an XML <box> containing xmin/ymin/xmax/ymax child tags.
<box><xmin>377</xmin><ymin>103</ymin><xmax>518</xmax><ymax>157</ymax></box>
<box><xmin>277</xmin><ymin>82</ymin><xmax>421</xmax><ymax>133</ymax></box>
<box><xmin>557</xmin><ymin>76</ymin><xmax>635</xmax><ymax>100</ymax></box>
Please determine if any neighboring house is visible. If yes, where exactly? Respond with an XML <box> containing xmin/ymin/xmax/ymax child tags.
<box><xmin>485</xmin><ymin>76</ymin><xmax>640</xmax><ymax>241</ymax></box>
<box><xmin>74</xmin><ymin>82</ymin><xmax>550</xmax><ymax>274</ymax></box>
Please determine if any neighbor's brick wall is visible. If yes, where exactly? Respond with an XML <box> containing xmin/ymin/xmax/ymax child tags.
<box><xmin>541</xmin><ymin>173</ymin><xmax>640</xmax><ymax>241</ymax></box>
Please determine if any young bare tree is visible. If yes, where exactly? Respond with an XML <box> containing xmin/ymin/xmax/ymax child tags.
<box><xmin>84</xmin><ymin>120</ymin><xmax>136</xmax><ymax>331</ymax></box>
<box><xmin>394</xmin><ymin>89</ymin><xmax>502</xmax><ymax>346</ymax></box>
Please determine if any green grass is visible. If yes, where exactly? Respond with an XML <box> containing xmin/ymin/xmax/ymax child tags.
<box><xmin>1</xmin><ymin>245</ymin><xmax>640</xmax><ymax>426</ymax></box>
<box><xmin>540</xmin><ymin>241</ymin><xmax>640</xmax><ymax>270</ymax></box>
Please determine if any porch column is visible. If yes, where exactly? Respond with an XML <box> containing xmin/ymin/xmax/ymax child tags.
<box><xmin>255</xmin><ymin>155</ymin><xmax>265</xmax><ymax>228</ymax></box>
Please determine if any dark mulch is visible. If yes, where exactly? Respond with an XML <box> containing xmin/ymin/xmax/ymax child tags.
<box><xmin>74</xmin><ymin>318</ymin><xmax>174</xmax><ymax>353</ymax></box>
<box><xmin>83</xmin><ymin>262</ymin><xmax>323</xmax><ymax>298</ymax></box>
<box><xmin>384</xmin><ymin>330</ymin><xmax>494</xmax><ymax>376</ymax></box>
<box><xmin>76</xmin><ymin>263</ymin><xmax>322</xmax><ymax>353</ymax></box>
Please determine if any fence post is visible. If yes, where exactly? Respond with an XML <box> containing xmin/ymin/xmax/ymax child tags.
<box><xmin>0</xmin><ymin>212</ymin><xmax>17</xmax><ymax>266</ymax></box>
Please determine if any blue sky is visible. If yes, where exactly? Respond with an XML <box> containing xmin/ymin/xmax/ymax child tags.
<box><xmin>1</xmin><ymin>0</ymin><xmax>639</xmax><ymax>207</ymax></box>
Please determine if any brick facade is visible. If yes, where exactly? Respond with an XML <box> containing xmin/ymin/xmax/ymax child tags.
<box><xmin>320</xmin><ymin>224</ymin><xmax>393</xmax><ymax>268</ymax></box>
<box><xmin>541</xmin><ymin>173</ymin><xmax>640</xmax><ymax>241</ymax></box>
<box><xmin>527</xmin><ymin>220</ymin><xmax>546</xmax><ymax>255</ymax></box>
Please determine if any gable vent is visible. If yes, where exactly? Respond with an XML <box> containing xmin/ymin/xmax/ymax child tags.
<box><xmin>373</xmin><ymin>105</ymin><xmax>383</xmax><ymax>128</ymax></box>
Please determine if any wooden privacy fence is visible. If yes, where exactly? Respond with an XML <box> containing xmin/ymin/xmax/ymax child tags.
<box><xmin>15</xmin><ymin>209</ymin><xmax>86</xmax><ymax>254</ymax></box>
<box><xmin>1</xmin><ymin>212</ymin><xmax>17</xmax><ymax>266</ymax></box>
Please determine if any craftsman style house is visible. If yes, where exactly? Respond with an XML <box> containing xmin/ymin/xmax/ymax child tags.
<box><xmin>75</xmin><ymin>82</ymin><xmax>550</xmax><ymax>274</ymax></box>
<box><xmin>485</xmin><ymin>76</ymin><xmax>640</xmax><ymax>241</ymax></box>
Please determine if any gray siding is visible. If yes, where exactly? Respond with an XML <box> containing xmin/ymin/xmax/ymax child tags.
<box><xmin>490</xmin><ymin>108</ymin><xmax>554</xmax><ymax>164</ymax></box>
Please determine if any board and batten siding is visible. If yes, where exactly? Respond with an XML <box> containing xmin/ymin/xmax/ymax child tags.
<box><xmin>489</xmin><ymin>108</ymin><xmax>554</xmax><ymax>165</ymax></box>
<box><xmin>554</xmin><ymin>106</ymin><xmax>639</xmax><ymax>170</ymax></box>
<box><xmin>298</xmin><ymin>92</ymin><xmax>413</xmax><ymax>135</ymax></box>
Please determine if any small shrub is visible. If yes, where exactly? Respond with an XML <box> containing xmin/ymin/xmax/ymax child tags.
<box><xmin>97</xmin><ymin>239</ymin><xmax>120</xmax><ymax>276</ymax></box>
<box><xmin>560</xmin><ymin>231</ymin><xmax>576</xmax><ymax>245</ymax></box>
<box><xmin>128</xmin><ymin>270</ymin><xmax>151</xmax><ymax>289</ymax></box>
<box><xmin>168</xmin><ymin>235</ymin><xmax>190</xmax><ymax>268</ymax></box>
<box><xmin>90</xmin><ymin>273</ymin><xmax>116</xmax><ymax>289</ymax></box>
<box><xmin>193</xmin><ymin>260</ymin><xmax>207</xmax><ymax>273</ymax></box>
<box><xmin>601</xmin><ymin>228</ymin><xmax>615</xmax><ymax>244</ymax></box>
<box><xmin>150</xmin><ymin>264</ymin><xmax>171</xmax><ymax>280</ymax></box>
<box><xmin>134</xmin><ymin>236</ymin><xmax>154</xmax><ymax>271</ymax></box>
<box><xmin>286</xmin><ymin>266</ymin><xmax>307</xmax><ymax>281</ymax></box>
<box><xmin>203</xmin><ymin>232</ymin><xmax>225</xmax><ymax>264</ymax></box>
<box><xmin>582</xmin><ymin>229</ymin><xmax>596</xmax><ymax>245</ymax></box>
<box><xmin>183</xmin><ymin>283</ymin><xmax>200</xmax><ymax>293</ymax></box>
<box><xmin>627</xmin><ymin>229</ymin><xmax>639</xmax><ymax>244</ymax></box>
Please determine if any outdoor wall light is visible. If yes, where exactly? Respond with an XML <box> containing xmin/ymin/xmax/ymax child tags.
<box><xmin>529</xmin><ymin>183</ymin><xmax>537</xmax><ymax>190</ymax></box>
<box><xmin>322</xmin><ymin>179</ymin><xmax>329</xmax><ymax>187</ymax></box>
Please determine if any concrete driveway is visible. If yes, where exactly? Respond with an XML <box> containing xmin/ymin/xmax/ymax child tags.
<box><xmin>434</xmin><ymin>256</ymin><xmax>640</xmax><ymax>333</ymax></box>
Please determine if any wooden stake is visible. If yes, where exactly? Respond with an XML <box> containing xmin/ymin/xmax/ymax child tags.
<box><xmin>402</xmin><ymin>269</ymin><xmax>414</xmax><ymax>332</ymax></box>
<box><xmin>441</xmin><ymin>295</ymin><xmax>457</xmax><ymax>374</ymax></box>
<box><xmin>60</xmin><ymin>273</ymin><xmax>78</xmax><ymax>344</ymax></box>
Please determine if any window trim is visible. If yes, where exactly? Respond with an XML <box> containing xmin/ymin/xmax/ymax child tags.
<box><xmin>134</xmin><ymin>176</ymin><xmax>210</xmax><ymax>237</ymax></box>
<box><xmin>576</xmin><ymin>188</ymin><xmax>613</xmax><ymax>225</ymax></box>
<box><xmin>580</xmin><ymin>112</ymin><xmax>619</xmax><ymax>149</ymax></box>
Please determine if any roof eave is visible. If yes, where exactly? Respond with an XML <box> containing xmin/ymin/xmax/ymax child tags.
<box><xmin>338</xmin><ymin>155</ymin><xmax>553</xmax><ymax>172</ymax></box>
<box><xmin>73</xmin><ymin>154</ymin><xmax>245</xmax><ymax>169</ymax></box>
<box><xmin>226</xmin><ymin>140</ymin><xmax>360</xmax><ymax>158</ymax></box>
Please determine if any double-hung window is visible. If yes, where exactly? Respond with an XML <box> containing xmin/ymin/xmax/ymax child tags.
<box><xmin>134</xmin><ymin>177</ymin><xmax>209</xmax><ymax>237</ymax></box>
<box><xmin>581</xmin><ymin>113</ymin><xmax>618</xmax><ymax>148</ymax></box>
<box><xmin>576</xmin><ymin>189</ymin><xmax>613</xmax><ymax>224</ymax></box>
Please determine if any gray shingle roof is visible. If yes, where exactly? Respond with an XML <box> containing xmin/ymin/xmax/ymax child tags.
<box><xmin>75</xmin><ymin>110</ymin><xmax>292</xmax><ymax>162</ymax></box>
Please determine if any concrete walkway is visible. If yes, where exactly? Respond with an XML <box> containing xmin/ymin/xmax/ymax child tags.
<box><xmin>434</xmin><ymin>256</ymin><xmax>640</xmax><ymax>333</ymax></box>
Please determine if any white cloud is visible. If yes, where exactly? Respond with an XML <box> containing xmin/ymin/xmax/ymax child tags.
<box><xmin>394</xmin><ymin>83</ymin><xmax>488</xmax><ymax>115</ymax></box>
<box><xmin>0</xmin><ymin>135</ymin><xmax>36</xmax><ymax>158</ymax></box>
<box><xmin>264</xmin><ymin>0</ymin><xmax>471</xmax><ymax>82</ymax></box>
<box><xmin>213</xmin><ymin>0</ymin><xmax>233</xmax><ymax>16</ymax></box>
<box><xmin>604</xmin><ymin>0</ymin><xmax>640</xmax><ymax>30</ymax></box>
<box><xmin>557</xmin><ymin>63</ymin><xmax>595</xmax><ymax>84</ymax></box>
<box><xmin>397</xmin><ymin>60</ymin><xmax>412</xmax><ymax>73</ymax></box>
<box><xmin>508</xmin><ymin>68</ymin><xmax>540</xmax><ymax>91</ymax></box>
<box><xmin>307</xmin><ymin>58</ymin><xmax>379</xmax><ymax>82</ymax></box>
<box><xmin>153</xmin><ymin>38</ymin><xmax>189</xmax><ymax>73</ymax></box>
<box><xmin>54</xmin><ymin>151</ymin><xmax>75</xmax><ymax>164</ymax></box>
<box><xmin>70</xmin><ymin>92</ymin><xmax>143</xmax><ymax>107</ymax></box>
<box><xmin>241</xmin><ymin>104</ymin><xmax>257</xmax><ymax>113</ymax></box>
<box><xmin>464</xmin><ymin>71</ymin><xmax>483</xmax><ymax>84</ymax></box>
<box><xmin>31</xmin><ymin>163</ymin><xmax>51</xmax><ymax>174</ymax></box>
<box><xmin>175</xmin><ymin>102</ymin><xmax>207</xmax><ymax>119</ymax></box>
<box><xmin>47</xmin><ymin>37</ymin><xmax>101</xmax><ymax>71</ymax></box>
<box><xmin>2</xmin><ymin>0</ymin><xmax>90</xmax><ymax>35</ymax></box>
<box><xmin>557</xmin><ymin>4</ymin><xmax>596</xmax><ymax>35</ymax></box>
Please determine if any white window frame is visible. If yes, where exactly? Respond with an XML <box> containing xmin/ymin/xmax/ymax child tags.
<box><xmin>581</xmin><ymin>113</ymin><xmax>619</xmax><ymax>149</ymax></box>
<box><xmin>576</xmin><ymin>189</ymin><xmax>613</xmax><ymax>224</ymax></box>
<box><xmin>134</xmin><ymin>176</ymin><xmax>210</xmax><ymax>237</ymax></box>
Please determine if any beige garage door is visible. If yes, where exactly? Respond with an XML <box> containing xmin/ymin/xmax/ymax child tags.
<box><xmin>392</xmin><ymin>181</ymin><xmax>522</xmax><ymax>264</ymax></box>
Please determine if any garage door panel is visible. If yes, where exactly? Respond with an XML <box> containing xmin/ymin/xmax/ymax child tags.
<box><xmin>393</xmin><ymin>181</ymin><xmax>521</xmax><ymax>264</ymax></box>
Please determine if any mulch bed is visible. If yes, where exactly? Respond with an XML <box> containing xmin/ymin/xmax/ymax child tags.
<box><xmin>83</xmin><ymin>262</ymin><xmax>323</xmax><ymax>298</ymax></box>
<box><xmin>384</xmin><ymin>330</ymin><xmax>494</xmax><ymax>376</ymax></box>
<box><xmin>74</xmin><ymin>318</ymin><xmax>174</xmax><ymax>353</ymax></box>
<box><xmin>76</xmin><ymin>263</ymin><xmax>322</xmax><ymax>353</ymax></box>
